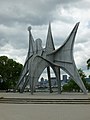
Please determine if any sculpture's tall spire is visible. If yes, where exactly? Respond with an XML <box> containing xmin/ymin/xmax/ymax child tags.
<box><xmin>27</xmin><ymin>26</ymin><xmax>34</xmax><ymax>57</ymax></box>
<box><xmin>45</xmin><ymin>22</ymin><xmax>55</xmax><ymax>54</ymax></box>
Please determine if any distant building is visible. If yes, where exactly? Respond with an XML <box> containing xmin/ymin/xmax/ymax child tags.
<box><xmin>37</xmin><ymin>75</ymin><xmax>68</xmax><ymax>88</ymax></box>
<box><xmin>50</xmin><ymin>77</ymin><xmax>57</xmax><ymax>87</ymax></box>
<box><xmin>35</xmin><ymin>76</ymin><xmax>90</xmax><ymax>92</ymax></box>
<box><xmin>62</xmin><ymin>75</ymin><xmax>68</xmax><ymax>83</ymax></box>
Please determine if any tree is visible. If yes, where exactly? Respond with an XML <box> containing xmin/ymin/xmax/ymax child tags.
<box><xmin>87</xmin><ymin>58</ymin><xmax>90</xmax><ymax>69</ymax></box>
<box><xmin>0</xmin><ymin>56</ymin><xmax>23</xmax><ymax>90</ymax></box>
<box><xmin>63</xmin><ymin>69</ymin><xmax>88</xmax><ymax>92</ymax></box>
<box><xmin>78</xmin><ymin>68</ymin><xmax>87</xmax><ymax>86</ymax></box>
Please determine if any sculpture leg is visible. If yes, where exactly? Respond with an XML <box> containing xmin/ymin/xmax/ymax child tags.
<box><xmin>53</xmin><ymin>67</ymin><xmax>61</xmax><ymax>94</ymax></box>
<box><xmin>14</xmin><ymin>71</ymin><xmax>28</xmax><ymax>92</ymax></box>
<box><xmin>47</xmin><ymin>66</ymin><xmax>53</xmax><ymax>93</ymax></box>
<box><xmin>57</xmin><ymin>68</ymin><xmax>61</xmax><ymax>94</ymax></box>
<box><xmin>20</xmin><ymin>76</ymin><xmax>29</xmax><ymax>93</ymax></box>
<box><xmin>30</xmin><ymin>77</ymin><xmax>34</xmax><ymax>95</ymax></box>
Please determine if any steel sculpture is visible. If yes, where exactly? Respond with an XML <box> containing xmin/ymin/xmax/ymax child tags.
<box><xmin>15</xmin><ymin>22</ymin><xmax>87</xmax><ymax>94</ymax></box>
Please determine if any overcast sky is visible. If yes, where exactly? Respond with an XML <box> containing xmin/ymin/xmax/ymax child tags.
<box><xmin>0</xmin><ymin>0</ymin><xmax>90</xmax><ymax>77</ymax></box>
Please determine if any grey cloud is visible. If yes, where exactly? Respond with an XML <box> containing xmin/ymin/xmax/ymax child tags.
<box><xmin>0</xmin><ymin>0</ymin><xmax>57</xmax><ymax>26</ymax></box>
<box><xmin>57</xmin><ymin>16</ymin><xmax>74</xmax><ymax>24</ymax></box>
<box><xmin>8</xmin><ymin>36</ymin><xmax>28</xmax><ymax>49</ymax></box>
<box><xmin>75</xmin><ymin>37</ymin><xmax>89</xmax><ymax>44</ymax></box>
<box><xmin>0</xmin><ymin>26</ymin><xmax>28</xmax><ymax>49</ymax></box>
<box><xmin>53</xmin><ymin>36</ymin><xmax>64</xmax><ymax>47</ymax></box>
<box><xmin>0</xmin><ymin>32</ymin><xmax>9</xmax><ymax>47</ymax></box>
<box><xmin>0</xmin><ymin>0</ymin><xmax>82</xmax><ymax>26</ymax></box>
<box><xmin>72</xmin><ymin>0</ymin><xmax>90</xmax><ymax>9</ymax></box>
<box><xmin>0</xmin><ymin>38</ymin><xmax>8</xmax><ymax>47</ymax></box>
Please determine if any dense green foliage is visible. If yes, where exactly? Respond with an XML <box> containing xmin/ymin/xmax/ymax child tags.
<box><xmin>63</xmin><ymin>69</ymin><xmax>88</xmax><ymax>92</ymax></box>
<box><xmin>0</xmin><ymin>56</ymin><xmax>23</xmax><ymax>90</ymax></box>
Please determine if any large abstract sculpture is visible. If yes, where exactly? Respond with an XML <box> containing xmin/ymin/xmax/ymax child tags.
<box><xmin>15</xmin><ymin>22</ymin><xmax>87</xmax><ymax>94</ymax></box>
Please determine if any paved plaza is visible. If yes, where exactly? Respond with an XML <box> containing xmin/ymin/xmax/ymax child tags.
<box><xmin>0</xmin><ymin>92</ymin><xmax>90</xmax><ymax>120</ymax></box>
<box><xmin>0</xmin><ymin>92</ymin><xmax>90</xmax><ymax>99</ymax></box>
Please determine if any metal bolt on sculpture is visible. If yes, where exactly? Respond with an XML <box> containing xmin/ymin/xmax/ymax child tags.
<box><xmin>15</xmin><ymin>22</ymin><xmax>87</xmax><ymax>95</ymax></box>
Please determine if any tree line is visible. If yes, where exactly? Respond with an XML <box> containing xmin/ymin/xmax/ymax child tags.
<box><xmin>63</xmin><ymin>59</ymin><xmax>90</xmax><ymax>92</ymax></box>
<box><xmin>0</xmin><ymin>55</ymin><xmax>90</xmax><ymax>92</ymax></box>
<box><xmin>0</xmin><ymin>56</ymin><xmax>23</xmax><ymax>90</ymax></box>
<box><xmin>63</xmin><ymin>69</ymin><xmax>90</xmax><ymax>92</ymax></box>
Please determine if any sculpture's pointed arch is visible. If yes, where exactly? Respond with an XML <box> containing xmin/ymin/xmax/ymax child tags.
<box><xmin>48</xmin><ymin>22</ymin><xmax>87</xmax><ymax>94</ymax></box>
